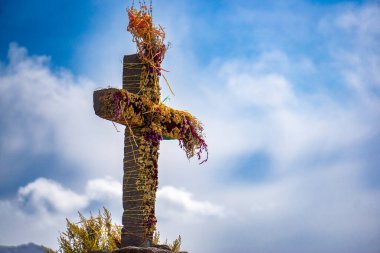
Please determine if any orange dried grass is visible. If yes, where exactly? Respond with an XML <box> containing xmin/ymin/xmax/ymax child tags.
<box><xmin>127</xmin><ymin>5</ymin><xmax>167</xmax><ymax>74</ymax></box>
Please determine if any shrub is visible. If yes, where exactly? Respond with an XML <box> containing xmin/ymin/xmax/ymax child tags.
<box><xmin>58</xmin><ymin>208</ymin><xmax>121</xmax><ymax>253</ymax></box>
<box><xmin>154</xmin><ymin>231</ymin><xmax>182</xmax><ymax>253</ymax></box>
<box><xmin>57</xmin><ymin>208</ymin><xmax>181</xmax><ymax>253</ymax></box>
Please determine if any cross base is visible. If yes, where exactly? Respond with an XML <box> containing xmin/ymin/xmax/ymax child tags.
<box><xmin>88</xmin><ymin>246</ymin><xmax>188</xmax><ymax>253</ymax></box>
<box><xmin>121</xmin><ymin>233</ymin><xmax>152</xmax><ymax>248</ymax></box>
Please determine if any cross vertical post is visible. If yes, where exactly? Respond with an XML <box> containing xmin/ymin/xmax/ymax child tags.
<box><xmin>121</xmin><ymin>54</ymin><xmax>157</xmax><ymax>247</ymax></box>
<box><xmin>92</xmin><ymin>4</ymin><xmax>208</xmax><ymax>252</ymax></box>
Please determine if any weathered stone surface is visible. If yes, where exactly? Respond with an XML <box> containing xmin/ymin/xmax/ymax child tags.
<box><xmin>114</xmin><ymin>246</ymin><xmax>170</xmax><ymax>253</ymax></box>
<box><xmin>88</xmin><ymin>247</ymin><xmax>188</xmax><ymax>253</ymax></box>
<box><xmin>122</xmin><ymin>54</ymin><xmax>142</xmax><ymax>92</ymax></box>
<box><xmin>93</xmin><ymin>88</ymin><xmax>119</xmax><ymax>123</ymax></box>
<box><xmin>152</xmin><ymin>244</ymin><xmax>171</xmax><ymax>251</ymax></box>
<box><xmin>121</xmin><ymin>127</ymin><xmax>155</xmax><ymax>248</ymax></box>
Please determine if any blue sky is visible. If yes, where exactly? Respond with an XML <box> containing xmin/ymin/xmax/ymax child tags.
<box><xmin>1</xmin><ymin>1</ymin><xmax>380</xmax><ymax>252</ymax></box>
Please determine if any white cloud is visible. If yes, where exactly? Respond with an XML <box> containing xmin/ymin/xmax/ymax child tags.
<box><xmin>335</xmin><ymin>3</ymin><xmax>380</xmax><ymax>37</ymax></box>
<box><xmin>85</xmin><ymin>177</ymin><xmax>122</xmax><ymax>200</ymax></box>
<box><xmin>0</xmin><ymin>177</ymin><xmax>224</xmax><ymax>249</ymax></box>
<box><xmin>201</xmin><ymin>53</ymin><xmax>374</xmax><ymax>173</ymax></box>
<box><xmin>0</xmin><ymin>43</ymin><xmax>123</xmax><ymax>181</ymax></box>
<box><xmin>155</xmin><ymin>3</ymin><xmax>380</xmax><ymax>251</ymax></box>
<box><xmin>157</xmin><ymin>186</ymin><xmax>224</xmax><ymax>218</ymax></box>
<box><xmin>227</xmin><ymin>73</ymin><xmax>294</xmax><ymax>108</ymax></box>
<box><xmin>18</xmin><ymin>178</ymin><xmax>88</xmax><ymax>213</ymax></box>
<box><xmin>202</xmin><ymin>162</ymin><xmax>380</xmax><ymax>253</ymax></box>
<box><xmin>16</xmin><ymin>177</ymin><xmax>123</xmax><ymax>215</ymax></box>
<box><xmin>319</xmin><ymin>2</ymin><xmax>380</xmax><ymax>101</ymax></box>
<box><xmin>0</xmin><ymin>199</ymin><xmax>65</xmax><ymax>248</ymax></box>
<box><xmin>0</xmin><ymin>176</ymin><xmax>122</xmax><ymax>247</ymax></box>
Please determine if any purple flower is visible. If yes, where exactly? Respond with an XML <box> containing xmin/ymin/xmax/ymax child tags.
<box><xmin>113</xmin><ymin>91</ymin><xmax>129</xmax><ymax>120</ymax></box>
<box><xmin>144</xmin><ymin>129</ymin><xmax>163</xmax><ymax>145</ymax></box>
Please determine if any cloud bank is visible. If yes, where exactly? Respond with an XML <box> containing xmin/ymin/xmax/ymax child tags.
<box><xmin>1</xmin><ymin>1</ymin><xmax>380</xmax><ymax>253</ymax></box>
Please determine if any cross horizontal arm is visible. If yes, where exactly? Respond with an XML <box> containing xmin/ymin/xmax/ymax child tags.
<box><xmin>94</xmin><ymin>87</ymin><xmax>198</xmax><ymax>138</ymax></box>
<box><xmin>93</xmin><ymin>88</ymin><xmax>208</xmax><ymax>162</ymax></box>
<box><xmin>94</xmin><ymin>88</ymin><xmax>148</xmax><ymax>127</ymax></box>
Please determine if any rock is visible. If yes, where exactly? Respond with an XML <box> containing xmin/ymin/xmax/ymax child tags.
<box><xmin>112</xmin><ymin>247</ymin><xmax>173</xmax><ymax>253</ymax></box>
<box><xmin>0</xmin><ymin>243</ymin><xmax>46</xmax><ymax>253</ymax></box>
<box><xmin>88</xmin><ymin>247</ymin><xmax>188</xmax><ymax>253</ymax></box>
<box><xmin>152</xmin><ymin>244</ymin><xmax>171</xmax><ymax>251</ymax></box>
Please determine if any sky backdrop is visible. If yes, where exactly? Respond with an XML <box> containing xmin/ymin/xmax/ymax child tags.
<box><xmin>1</xmin><ymin>0</ymin><xmax>380</xmax><ymax>252</ymax></box>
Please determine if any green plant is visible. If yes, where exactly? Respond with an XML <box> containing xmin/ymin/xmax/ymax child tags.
<box><xmin>152</xmin><ymin>231</ymin><xmax>160</xmax><ymax>245</ymax></box>
<box><xmin>169</xmin><ymin>235</ymin><xmax>182</xmax><ymax>253</ymax></box>
<box><xmin>58</xmin><ymin>207</ymin><xmax>182</xmax><ymax>252</ymax></box>
<box><xmin>58</xmin><ymin>208</ymin><xmax>121</xmax><ymax>253</ymax></box>
<box><xmin>152</xmin><ymin>231</ymin><xmax>182</xmax><ymax>252</ymax></box>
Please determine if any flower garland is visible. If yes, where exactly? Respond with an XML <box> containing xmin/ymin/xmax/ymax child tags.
<box><xmin>113</xmin><ymin>89</ymin><xmax>208</xmax><ymax>164</ymax></box>
<box><xmin>125</xmin><ymin>3</ymin><xmax>208</xmax><ymax>164</ymax></box>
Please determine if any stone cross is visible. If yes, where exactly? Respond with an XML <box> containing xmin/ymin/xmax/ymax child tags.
<box><xmin>93</xmin><ymin>54</ymin><xmax>201</xmax><ymax>249</ymax></box>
